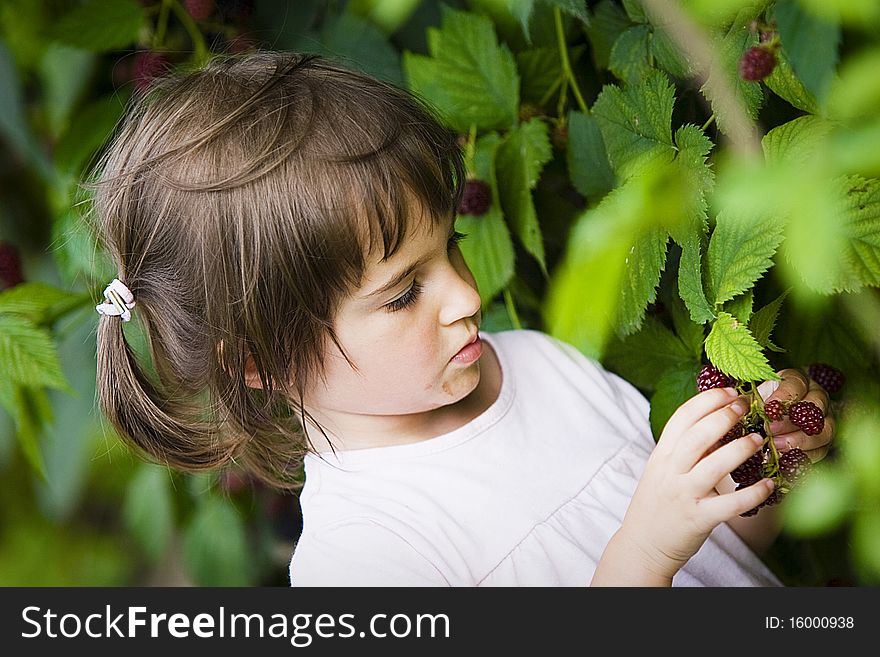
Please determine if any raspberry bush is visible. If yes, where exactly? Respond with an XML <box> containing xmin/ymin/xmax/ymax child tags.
<box><xmin>1</xmin><ymin>0</ymin><xmax>878</xmax><ymax>587</ymax></box>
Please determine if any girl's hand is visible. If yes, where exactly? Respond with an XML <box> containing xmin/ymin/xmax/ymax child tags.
<box><xmin>616</xmin><ymin>387</ymin><xmax>776</xmax><ymax>580</ymax></box>
<box><xmin>758</xmin><ymin>368</ymin><xmax>835</xmax><ymax>463</ymax></box>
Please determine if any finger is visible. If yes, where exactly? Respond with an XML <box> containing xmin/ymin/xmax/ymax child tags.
<box><xmin>762</xmin><ymin>368</ymin><xmax>809</xmax><ymax>404</ymax></box>
<box><xmin>803</xmin><ymin>445</ymin><xmax>830</xmax><ymax>463</ymax></box>
<box><xmin>657</xmin><ymin>387</ymin><xmax>740</xmax><ymax>453</ymax></box>
<box><xmin>699</xmin><ymin>478</ymin><xmax>776</xmax><ymax>523</ymax></box>
<box><xmin>673</xmin><ymin>396</ymin><xmax>752</xmax><ymax>471</ymax></box>
<box><xmin>689</xmin><ymin>431</ymin><xmax>765</xmax><ymax>492</ymax></box>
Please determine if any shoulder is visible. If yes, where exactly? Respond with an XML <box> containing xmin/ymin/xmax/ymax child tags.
<box><xmin>289</xmin><ymin>519</ymin><xmax>450</xmax><ymax>587</ymax></box>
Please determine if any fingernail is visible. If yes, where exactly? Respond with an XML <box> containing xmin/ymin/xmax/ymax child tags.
<box><xmin>765</xmin><ymin>478</ymin><xmax>776</xmax><ymax>491</ymax></box>
<box><xmin>750</xmin><ymin>433</ymin><xmax>764</xmax><ymax>446</ymax></box>
<box><xmin>773</xmin><ymin>437</ymin><xmax>790</xmax><ymax>450</ymax></box>
<box><xmin>732</xmin><ymin>401</ymin><xmax>748</xmax><ymax>414</ymax></box>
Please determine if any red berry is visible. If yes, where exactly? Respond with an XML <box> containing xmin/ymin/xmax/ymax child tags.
<box><xmin>737</xmin><ymin>482</ymin><xmax>784</xmax><ymax>517</ymax></box>
<box><xmin>738</xmin><ymin>46</ymin><xmax>777</xmax><ymax>81</ymax></box>
<box><xmin>778</xmin><ymin>447</ymin><xmax>812</xmax><ymax>486</ymax></box>
<box><xmin>789</xmin><ymin>400</ymin><xmax>825</xmax><ymax>436</ymax></box>
<box><xmin>0</xmin><ymin>241</ymin><xmax>24</xmax><ymax>289</ymax></box>
<box><xmin>132</xmin><ymin>50</ymin><xmax>171</xmax><ymax>94</ymax></box>
<box><xmin>808</xmin><ymin>362</ymin><xmax>845</xmax><ymax>394</ymax></box>
<box><xmin>696</xmin><ymin>364</ymin><xmax>737</xmax><ymax>392</ymax></box>
<box><xmin>184</xmin><ymin>0</ymin><xmax>215</xmax><ymax>21</ymax></box>
<box><xmin>731</xmin><ymin>450</ymin><xmax>764</xmax><ymax>485</ymax></box>
<box><xmin>458</xmin><ymin>179</ymin><xmax>492</xmax><ymax>216</ymax></box>
<box><xmin>764</xmin><ymin>399</ymin><xmax>786</xmax><ymax>421</ymax></box>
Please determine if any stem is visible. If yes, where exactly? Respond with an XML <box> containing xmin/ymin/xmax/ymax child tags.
<box><xmin>153</xmin><ymin>0</ymin><xmax>171</xmax><ymax>49</ymax></box>
<box><xmin>701</xmin><ymin>113</ymin><xmax>716</xmax><ymax>132</ymax></box>
<box><xmin>464</xmin><ymin>123</ymin><xmax>477</xmax><ymax>176</ymax></box>
<box><xmin>538</xmin><ymin>75</ymin><xmax>564</xmax><ymax>109</ymax></box>
<box><xmin>169</xmin><ymin>0</ymin><xmax>209</xmax><ymax>64</ymax></box>
<box><xmin>503</xmin><ymin>288</ymin><xmax>522</xmax><ymax>330</ymax></box>
<box><xmin>553</xmin><ymin>7</ymin><xmax>588</xmax><ymax>114</ymax></box>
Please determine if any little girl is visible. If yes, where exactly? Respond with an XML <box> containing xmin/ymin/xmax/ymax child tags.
<box><xmin>90</xmin><ymin>51</ymin><xmax>834</xmax><ymax>587</ymax></box>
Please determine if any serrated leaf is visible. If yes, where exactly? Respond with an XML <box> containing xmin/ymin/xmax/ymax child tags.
<box><xmin>705</xmin><ymin>311</ymin><xmax>779</xmax><ymax>382</ymax></box>
<box><xmin>457</xmin><ymin>133</ymin><xmax>515</xmax><ymax>307</ymax></box>
<box><xmin>707</xmin><ymin>207</ymin><xmax>784</xmax><ymax>306</ymax></box>
<box><xmin>749</xmin><ymin>288</ymin><xmax>789</xmax><ymax>353</ymax></box>
<box><xmin>725</xmin><ymin>289</ymin><xmax>753</xmax><ymax>324</ymax></box>
<box><xmin>182</xmin><ymin>495</ymin><xmax>254</xmax><ymax>586</ymax></box>
<box><xmin>495</xmin><ymin>118</ymin><xmax>553</xmax><ymax>276</ymax></box>
<box><xmin>566</xmin><ymin>110</ymin><xmax>616</xmax><ymax>198</ymax></box>
<box><xmin>677</xmin><ymin>232</ymin><xmax>715</xmax><ymax>324</ymax></box>
<box><xmin>511</xmin><ymin>0</ymin><xmax>590</xmax><ymax>46</ymax></box>
<box><xmin>609</xmin><ymin>24</ymin><xmax>651</xmax><ymax>84</ymax></box>
<box><xmin>122</xmin><ymin>464</ymin><xmax>174</xmax><ymax>563</ymax></box>
<box><xmin>649</xmin><ymin>362</ymin><xmax>702</xmax><ymax>440</ymax></box>
<box><xmin>603</xmin><ymin>316</ymin><xmax>695</xmax><ymax>391</ymax></box>
<box><xmin>0</xmin><ymin>282</ymin><xmax>75</xmax><ymax>321</ymax></box>
<box><xmin>669</xmin><ymin>290</ymin><xmax>706</xmax><ymax>357</ymax></box>
<box><xmin>402</xmin><ymin>6</ymin><xmax>519</xmax><ymax>132</ymax></box>
<box><xmin>320</xmin><ymin>10</ymin><xmax>403</xmax><ymax>86</ymax></box>
<box><xmin>762</xmin><ymin>116</ymin><xmax>833</xmax><ymax>168</ymax></box>
<box><xmin>0</xmin><ymin>380</ymin><xmax>47</xmax><ymax>479</ymax></box>
<box><xmin>49</xmin><ymin>0</ymin><xmax>145</xmax><ymax>53</ymax></box>
<box><xmin>592</xmin><ymin>69</ymin><xmax>676</xmax><ymax>179</ymax></box>
<box><xmin>616</xmin><ymin>227</ymin><xmax>669</xmax><ymax>336</ymax></box>
<box><xmin>622</xmin><ymin>0</ymin><xmax>647</xmax><ymax>22</ymax></box>
<box><xmin>836</xmin><ymin>176</ymin><xmax>880</xmax><ymax>289</ymax></box>
<box><xmin>0</xmin><ymin>315</ymin><xmax>71</xmax><ymax>392</ymax></box>
<box><xmin>764</xmin><ymin>47</ymin><xmax>820</xmax><ymax>114</ymax></box>
<box><xmin>650</xmin><ymin>25</ymin><xmax>691</xmax><ymax>79</ymax></box>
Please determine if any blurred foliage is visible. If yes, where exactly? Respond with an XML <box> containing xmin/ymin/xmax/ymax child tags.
<box><xmin>1</xmin><ymin>0</ymin><xmax>878</xmax><ymax>586</ymax></box>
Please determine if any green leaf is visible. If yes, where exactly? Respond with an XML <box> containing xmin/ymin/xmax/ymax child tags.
<box><xmin>749</xmin><ymin>288</ymin><xmax>789</xmax><ymax>353</ymax></box>
<box><xmin>650</xmin><ymin>24</ymin><xmax>691</xmax><ymax>79</ymax></box>
<box><xmin>592</xmin><ymin>69</ymin><xmax>676</xmax><ymax>180</ymax></box>
<box><xmin>510</xmin><ymin>0</ymin><xmax>590</xmax><ymax>46</ymax></box>
<box><xmin>677</xmin><ymin>232</ymin><xmax>715</xmax><ymax>324</ymax></box>
<box><xmin>585</xmin><ymin>0</ymin><xmax>631</xmax><ymax>70</ymax></box>
<box><xmin>781</xmin><ymin>465</ymin><xmax>854</xmax><ymax>537</ymax></box>
<box><xmin>0</xmin><ymin>381</ymin><xmax>48</xmax><ymax>479</ymax></box>
<box><xmin>700</xmin><ymin>13</ymin><xmax>764</xmax><ymax>139</ymax></box>
<box><xmin>669</xmin><ymin>289</ymin><xmax>705</xmax><ymax>358</ymax></box>
<box><xmin>835</xmin><ymin>176</ymin><xmax>880</xmax><ymax>290</ymax></box>
<box><xmin>0</xmin><ymin>282</ymin><xmax>76</xmax><ymax>322</ymax></box>
<box><xmin>0</xmin><ymin>315</ymin><xmax>71</xmax><ymax>393</ymax></box>
<box><xmin>603</xmin><ymin>316</ymin><xmax>695</xmax><ymax>391</ymax></box>
<box><xmin>616</xmin><ymin>227</ymin><xmax>669</xmax><ymax>336</ymax></box>
<box><xmin>457</xmin><ymin>133</ymin><xmax>516</xmax><ymax>307</ymax></box>
<box><xmin>649</xmin><ymin>362</ymin><xmax>702</xmax><ymax>440</ymax></box>
<box><xmin>182</xmin><ymin>495</ymin><xmax>254</xmax><ymax>586</ymax></box>
<box><xmin>320</xmin><ymin>10</ymin><xmax>403</xmax><ymax>87</ymax></box>
<box><xmin>773</xmin><ymin>0</ymin><xmax>840</xmax><ymax>109</ymax></box>
<box><xmin>39</xmin><ymin>44</ymin><xmax>96</xmax><ymax>139</ymax></box>
<box><xmin>622</xmin><ymin>0</ymin><xmax>647</xmax><ymax>22</ymax></box>
<box><xmin>724</xmin><ymin>289</ymin><xmax>753</xmax><ymax>324</ymax></box>
<box><xmin>704</xmin><ymin>311</ymin><xmax>779</xmax><ymax>382</ymax></box>
<box><xmin>762</xmin><ymin>116</ymin><xmax>833</xmax><ymax>168</ymax></box>
<box><xmin>566</xmin><ymin>110</ymin><xmax>616</xmax><ymax>199</ymax></box>
<box><xmin>48</xmin><ymin>0</ymin><xmax>146</xmax><ymax>53</ymax></box>
<box><xmin>122</xmin><ymin>464</ymin><xmax>174</xmax><ymax>563</ymax></box>
<box><xmin>707</xmin><ymin>207</ymin><xmax>785</xmax><ymax>306</ymax></box>
<box><xmin>495</xmin><ymin>118</ymin><xmax>553</xmax><ymax>276</ymax></box>
<box><xmin>764</xmin><ymin>47</ymin><xmax>820</xmax><ymax>114</ymax></box>
<box><xmin>609</xmin><ymin>25</ymin><xmax>652</xmax><ymax>84</ymax></box>
<box><xmin>402</xmin><ymin>5</ymin><xmax>519</xmax><ymax>132</ymax></box>
<box><xmin>54</xmin><ymin>94</ymin><xmax>127</xmax><ymax>175</ymax></box>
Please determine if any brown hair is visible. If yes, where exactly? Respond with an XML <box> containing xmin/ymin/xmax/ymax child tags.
<box><xmin>86</xmin><ymin>51</ymin><xmax>466</xmax><ymax>490</ymax></box>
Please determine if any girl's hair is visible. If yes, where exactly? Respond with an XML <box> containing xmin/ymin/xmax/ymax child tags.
<box><xmin>87</xmin><ymin>51</ymin><xmax>466</xmax><ymax>490</ymax></box>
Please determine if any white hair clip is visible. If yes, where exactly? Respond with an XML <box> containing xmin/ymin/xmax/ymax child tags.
<box><xmin>95</xmin><ymin>278</ymin><xmax>136</xmax><ymax>322</ymax></box>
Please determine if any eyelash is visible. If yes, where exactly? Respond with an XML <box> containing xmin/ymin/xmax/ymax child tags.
<box><xmin>384</xmin><ymin>231</ymin><xmax>467</xmax><ymax>313</ymax></box>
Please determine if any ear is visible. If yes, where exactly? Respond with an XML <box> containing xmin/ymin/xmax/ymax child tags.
<box><xmin>218</xmin><ymin>339</ymin><xmax>264</xmax><ymax>390</ymax></box>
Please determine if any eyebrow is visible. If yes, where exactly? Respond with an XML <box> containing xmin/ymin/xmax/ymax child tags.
<box><xmin>361</xmin><ymin>219</ymin><xmax>456</xmax><ymax>301</ymax></box>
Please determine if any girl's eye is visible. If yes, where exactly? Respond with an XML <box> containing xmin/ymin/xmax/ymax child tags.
<box><xmin>385</xmin><ymin>281</ymin><xmax>423</xmax><ymax>312</ymax></box>
<box><xmin>383</xmin><ymin>231</ymin><xmax>467</xmax><ymax>313</ymax></box>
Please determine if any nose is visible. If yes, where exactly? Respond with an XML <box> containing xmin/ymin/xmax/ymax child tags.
<box><xmin>439</xmin><ymin>255</ymin><xmax>482</xmax><ymax>326</ymax></box>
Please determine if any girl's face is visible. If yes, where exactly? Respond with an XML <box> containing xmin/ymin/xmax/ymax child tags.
<box><xmin>301</xmin><ymin>208</ymin><xmax>484</xmax><ymax>449</ymax></box>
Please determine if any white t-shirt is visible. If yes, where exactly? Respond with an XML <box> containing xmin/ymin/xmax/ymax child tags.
<box><xmin>288</xmin><ymin>329</ymin><xmax>783</xmax><ymax>587</ymax></box>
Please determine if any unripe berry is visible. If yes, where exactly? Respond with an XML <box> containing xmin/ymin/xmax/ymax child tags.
<box><xmin>738</xmin><ymin>45</ymin><xmax>777</xmax><ymax>81</ymax></box>
<box><xmin>458</xmin><ymin>179</ymin><xmax>492</xmax><ymax>216</ymax></box>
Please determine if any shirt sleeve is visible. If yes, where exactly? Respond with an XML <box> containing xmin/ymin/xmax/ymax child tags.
<box><xmin>289</xmin><ymin>520</ymin><xmax>451</xmax><ymax>587</ymax></box>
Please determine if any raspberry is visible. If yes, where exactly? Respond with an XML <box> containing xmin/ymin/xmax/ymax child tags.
<box><xmin>458</xmin><ymin>179</ymin><xmax>492</xmax><ymax>216</ymax></box>
<box><xmin>789</xmin><ymin>400</ymin><xmax>825</xmax><ymax>435</ymax></box>
<box><xmin>778</xmin><ymin>447</ymin><xmax>812</xmax><ymax>485</ymax></box>
<box><xmin>184</xmin><ymin>0</ymin><xmax>215</xmax><ymax>21</ymax></box>
<box><xmin>808</xmin><ymin>362</ymin><xmax>845</xmax><ymax>394</ymax></box>
<box><xmin>132</xmin><ymin>50</ymin><xmax>170</xmax><ymax>94</ymax></box>
<box><xmin>764</xmin><ymin>399</ymin><xmax>786</xmax><ymax>421</ymax></box>
<box><xmin>0</xmin><ymin>241</ymin><xmax>24</xmax><ymax>289</ymax></box>
<box><xmin>696</xmin><ymin>363</ymin><xmax>737</xmax><ymax>392</ymax></box>
<box><xmin>738</xmin><ymin>46</ymin><xmax>777</xmax><ymax>81</ymax></box>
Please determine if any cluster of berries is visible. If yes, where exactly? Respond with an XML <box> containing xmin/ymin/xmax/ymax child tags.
<box><xmin>696</xmin><ymin>361</ymin><xmax>844</xmax><ymax>517</ymax></box>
